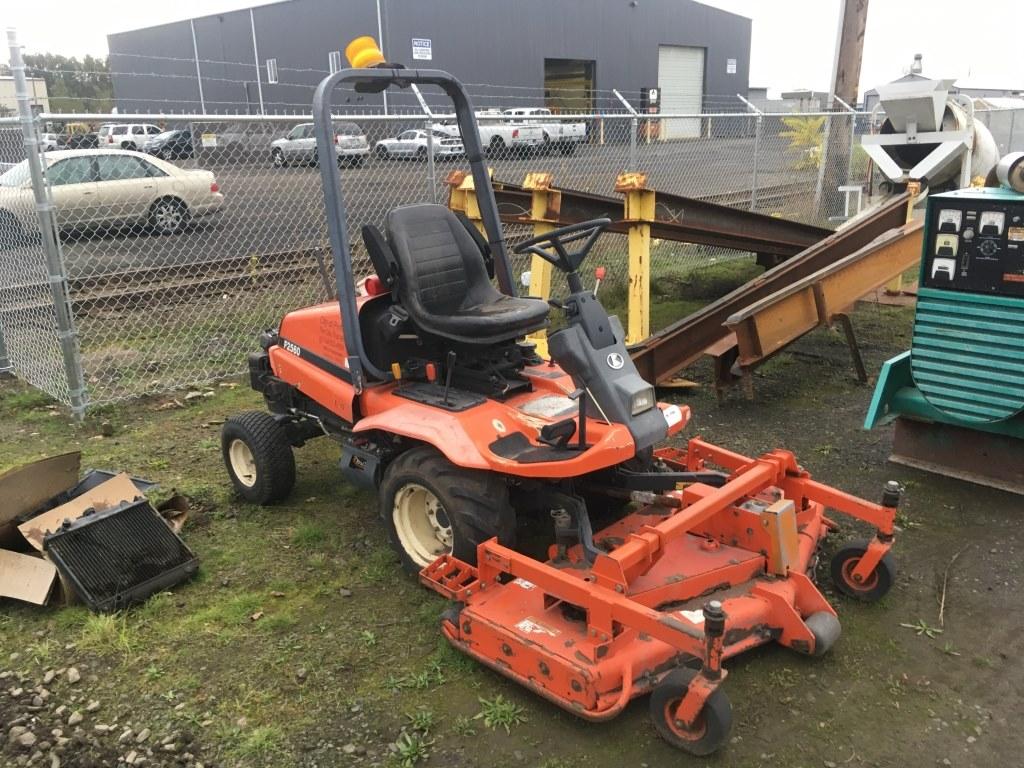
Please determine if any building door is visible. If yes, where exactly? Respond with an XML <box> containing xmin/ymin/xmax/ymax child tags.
<box><xmin>657</xmin><ymin>46</ymin><xmax>705</xmax><ymax>139</ymax></box>
<box><xmin>544</xmin><ymin>59</ymin><xmax>595</xmax><ymax>113</ymax></box>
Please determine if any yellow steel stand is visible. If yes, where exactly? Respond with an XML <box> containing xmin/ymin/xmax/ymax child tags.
<box><xmin>615</xmin><ymin>172</ymin><xmax>655</xmax><ymax>344</ymax></box>
<box><xmin>523</xmin><ymin>173</ymin><xmax>562</xmax><ymax>358</ymax></box>
<box><xmin>884</xmin><ymin>179</ymin><xmax>920</xmax><ymax>295</ymax></box>
<box><xmin>445</xmin><ymin>168</ymin><xmax>492</xmax><ymax>237</ymax></box>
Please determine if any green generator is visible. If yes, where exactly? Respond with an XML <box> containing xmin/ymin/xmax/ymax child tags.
<box><xmin>865</xmin><ymin>180</ymin><xmax>1024</xmax><ymax>493</ymax></box>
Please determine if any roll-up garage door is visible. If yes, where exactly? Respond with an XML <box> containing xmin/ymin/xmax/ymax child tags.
<box><xmin>658</xmin><ymin>46</ymin><xmax>705</xmax><ymax>139</ymax></box>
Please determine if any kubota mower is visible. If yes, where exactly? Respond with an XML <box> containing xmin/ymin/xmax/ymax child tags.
<box><xmin>222</xmin><ymin>37</ymin><xmax>900</xmax><ymax>755</ymax></box>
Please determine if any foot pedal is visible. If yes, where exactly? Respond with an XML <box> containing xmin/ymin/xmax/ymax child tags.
<box><xmin>420</xmin><ymin>555</ymin><xmax>479</xmax><ymax>600</ymax></box>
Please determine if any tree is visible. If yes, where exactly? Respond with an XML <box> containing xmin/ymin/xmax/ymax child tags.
<box><xmin>20</xmin><ymin>53</ymin><xmax>113</xmax><ymax>114</ymax></box>
<box><xmin>779</xmin><ymin>116</ymin><xmax>826</xmax><ymax>171</ymax></box>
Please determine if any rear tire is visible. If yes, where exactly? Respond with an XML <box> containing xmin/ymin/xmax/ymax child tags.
<box><xmin>416</xmin><ymin>146</ymin><xmax>427</xmax><ymax>162</ymax></box>
<box><xmin>488</xmin><ymin>136</ymin><xmax>505</xmax><ymax>157</ymax></box>
<box><xmin>149</xmin><ymin>197</ymin><xmax>188</xmax><ymax>235</ymax></box>
<box><xmin>379</xmin><ymin>446</ymin><xmax>515</xmax><ymax>574</ymax></box>
<box><xmin>222</xmin><ymin>411</ymin><xmax>296</xmax><ymax>505</ymax></box>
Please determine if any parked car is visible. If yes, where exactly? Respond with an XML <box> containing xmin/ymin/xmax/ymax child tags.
<box><xmin>270</xmin><ymin>122</ymin><xmax>369</xmax><ymax>167</ymax></box>
<box><xmin>502</xmin><ymin>108</ymin><xmax>586</xmax><ymax>155</ymax></box>
<box><xmin>39</xmin><ymin>133</ymin><xmax>60</xmax><ymax>152</ymax></box>
<box><xmin>143</xmin><ymin>129</ymin><xmax>195</xmax><ymax>161</ymax></box>
<box><xmin>432</xmin><ymin>111</ymin><xmax>544</xmax><ymax>155</ymax></box>
<box><xmin>0</xmin><ymin>149</ymin><xmax>223</xmax><ymax>242</ymax></box>
<box><xmin>97</xmin><ymin>123</ymin><xmax>162</xmax><ymax>150</ymax></box>
<box><xmin>375</xmin><ymin>129</ymin><xmax>463</xmax><ymax>160</ymax></box>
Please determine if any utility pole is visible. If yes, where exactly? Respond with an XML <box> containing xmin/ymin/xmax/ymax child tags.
<box><xmin>816</xmin><ymin>0</ymin><xmax>869</xmax><ymax>220</ymax></box>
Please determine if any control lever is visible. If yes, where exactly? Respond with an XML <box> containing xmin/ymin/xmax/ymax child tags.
<box><xmin>593</xmin><ymin>266</ymin><xmax>606</xmax><ymax>296</ymax></box>
<box><xmin>443</xmin><ymin>350</ymin><xmax>456</xmax><ymax>406</ymax></box>
<box><xmin>567</xmin><ymin>387</ymin><xmax>588</xmax><ymax>449</ymax></box>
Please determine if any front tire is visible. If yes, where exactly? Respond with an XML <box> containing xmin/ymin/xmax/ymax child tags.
<box><xmin>271</xmin><ymin>148</ymin><xmax>286</xmax><ymax>167</ymax></box>
<box><xmin>222</xmin><ymin>411</ymin><xmax>296</xmax><ymax>505</ymax></box>
<box><xmin>379</xmin><ymin>446</ymin><xmax>515</xmax><ymax>574</ymax></box>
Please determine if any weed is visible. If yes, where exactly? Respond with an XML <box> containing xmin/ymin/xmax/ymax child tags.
<box><xmin>973</xmin><ymin>655</ymin><xmax>997</xmax><ymax>669</ymax></box>
<box><xmin>452</xmin><ymin>715</ymin><xmax>477</xmax><ymax>737</ymax></box>
<box><xmin>475</xmin><ymin>694</ymin><xmax>527</xmax><ymax>734</ymax></box>
<box><xmin>939</xmin><ymin>642</ymin><xmax>961</xmax><ymax>657</ymax></box>
<box><xmin>77</xmin><ymin>613</ymin><xmax>136</xmax><ymax>657</ymax></box>
<box><xmin>405</xmin><ymin>708</ymin><xmax>436</xmax><ymax>734</ymax></box>
<box><xmin>360</xmin><ymin>629</ymin><xmax>378</xmax><ymax>647</ymax></box>
<box><xmin>144</xmin><ymin>665</ymin><xmax>164</xmax><ymax>681</ymax></box>
<box><xmin>899</xmin><ymin>619</ymin><xmax>943</xmax><ymax>639</ymax></box>
<box><xmin>393</xmin><ymin>731</ymin><xmax>433</xmax><ymax>767</ymax></box>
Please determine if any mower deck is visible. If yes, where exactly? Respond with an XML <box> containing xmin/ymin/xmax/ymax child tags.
<box><xmin>421</xmin><ymin>438</ymin><xmax>897</xmax><ymax>753</ymax></box>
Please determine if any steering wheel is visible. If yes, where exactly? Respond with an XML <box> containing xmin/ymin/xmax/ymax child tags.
<box><xmin>513</xmin><ymin>218</ymin><xmax>610</xmax><ymax>275</ymax></box>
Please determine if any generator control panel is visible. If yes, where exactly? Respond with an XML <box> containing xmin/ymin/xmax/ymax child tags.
<box><xmin>923</xmin><ymin>188</ymin><xmax>1024</xmax><ymax>296</ymax></box>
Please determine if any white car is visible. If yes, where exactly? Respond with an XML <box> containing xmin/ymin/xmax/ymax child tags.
<box><xmin>375</xmin><ymin>129</ymin><xmax>463</xmax><ymax>160</ymax></box>
<box><xmin>40</xmin><ymin>133</ymin><xmax>61</xmax><ymax>152</ymax></box>
<box><xmin>97</xmin><ymin>123</ymin><xmax>163</xmax><ymax>150</ymax></box>
<box><xmin>0</xmin><ymin>149</ymin><xmax>224</xmax><ymax>240</ymax></box>
<box><xmin>270</xmin><ymin>121</ymin><xmax>370</xmax><ymax>167</ymax></box>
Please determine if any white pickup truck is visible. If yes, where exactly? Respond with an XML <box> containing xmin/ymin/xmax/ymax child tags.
<box><xmin>432</xmin><ymin>110</ymin><xmax>544</xmax><ymax>155</ymax></box>
<box><xmin>502</xmin><ymin>108</ymin><xmax>587</xmax><ymax>155</ymax></box>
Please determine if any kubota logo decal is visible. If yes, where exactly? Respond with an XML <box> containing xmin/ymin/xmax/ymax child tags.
<box><xmin>606</xmin><ymin>352</ymin><xmax>624</xmax><ymax>369</ymax></box>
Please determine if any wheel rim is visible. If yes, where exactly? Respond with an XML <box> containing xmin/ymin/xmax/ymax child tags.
<box><xmin>273</xmin><ymin>151</ymin><xmax>283</xmax><ymax>166</ymax></box>
<box><xmin>153</xmin><ymin>202</ymin><xmax>182</xmax><ymax>232</ymax></box>
<box><xmin>841</xmin><ymin>556</ymin><xmax>879</xmax><ymax>592</ymax></box>
<box><xmin>228</xmin><ymin>439</ymin><xmax>258</xmax><ymax>488</ymax></box>
<box><xmin>393</xmin><ymin>483</ymin><xmax>453</xmax><ymax>567</ymax></box>
<box><xmin>663</xmin><ymin>699</ymin><xmax>708</xmax><ymax>742</ymax></box>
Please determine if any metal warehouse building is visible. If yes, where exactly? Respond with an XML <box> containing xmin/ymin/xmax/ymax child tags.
<box><xmin>107</xmin><ymin>0</ymin><xmax>751</xmax><ymax>135</ymax></box>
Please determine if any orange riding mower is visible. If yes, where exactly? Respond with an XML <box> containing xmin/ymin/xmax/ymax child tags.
<box><xmin>220</xmin><ymin>39</ymin><xmax>899</xmax><ymax>757</ymax></box>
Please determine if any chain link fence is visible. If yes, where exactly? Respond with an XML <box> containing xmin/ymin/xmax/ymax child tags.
<box><xmin>4</xmin><ymin>36</ymin><xmax>1020</xmax><ymax>412</ymax></box>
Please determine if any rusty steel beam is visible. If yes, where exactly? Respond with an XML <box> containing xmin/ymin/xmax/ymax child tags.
<box><xmin>725</xmin><ymin>220</ymin><xmax>923</xmax><ymax>370</ymax></box>
<box><xmin>629</xmin><ymin>192</ymin><xmax>912</xmax><ymax>384</ymax></box>
<box><xmin>491</xmin><ymin>179</ymin><xmax>830</xmax><ymax>257</ymax></box>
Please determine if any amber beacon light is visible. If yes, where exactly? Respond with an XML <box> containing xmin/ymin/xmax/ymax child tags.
<box><xmin>345</xmin><ymin>36</ymin><xmax>386</xmax><ymax>68</ymax></box>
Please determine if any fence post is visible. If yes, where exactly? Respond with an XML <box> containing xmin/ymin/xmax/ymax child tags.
<box><xmin>615</xmin><ymin>172</ymin><xmax>654</xmax><ymax>344</ymax></box>
<box><xmin>424</xmin><ymin>119</ymin><xmax>438</xmax><ymax>203</ymax></box>
<box><xmin>8</xmin><ymin>28</ymin><xmax>87</xmax><ymax>416</ymax></box>
<box><xmin>736</xmin><ymin>95</ymin><xmax>763</xmax><ymax>212</ymax></box>
<box><xmin>0</xmin><ymin>321</ymin><xmax>12</xmax><ymax>377</ymax></box>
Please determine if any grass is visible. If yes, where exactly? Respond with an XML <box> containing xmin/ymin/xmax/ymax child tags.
<box><xmin>77</xmin><ymin>613</ymin><xmax>137</xmax><ymax>658</ymax></box>
<box><xmin>393</xmin><ymin>731</ymin><xmax>433</xmax><ymax>767</ymax></box>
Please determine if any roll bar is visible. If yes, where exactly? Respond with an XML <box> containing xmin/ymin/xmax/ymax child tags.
<box><xmin>312</xmin><ymin>67</ymin><xmax>515</xmax><ymax>390</ymax></box>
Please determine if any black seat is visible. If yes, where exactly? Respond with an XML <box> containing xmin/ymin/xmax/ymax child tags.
<box><xmin>385</xmin><ymin>204</ymin><xmax>549</xmax><ymax>344</ymax></box>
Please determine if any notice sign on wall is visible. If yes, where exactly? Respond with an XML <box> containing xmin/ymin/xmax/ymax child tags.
<box><xmin>726</xmin><ymin>58</ymin><xmax>737</xmax><ymax>74</ymax></box>
<box><xmin>412</xmin><ymin>38</ymin><xmax>432</xmax><ymax>60</ymax></box>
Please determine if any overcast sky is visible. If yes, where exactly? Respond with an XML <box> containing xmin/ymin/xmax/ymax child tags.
<box><xmin>5</xmin><ymin>0</ymin><xmax>1023</xmax><ymax>97</ymax></box>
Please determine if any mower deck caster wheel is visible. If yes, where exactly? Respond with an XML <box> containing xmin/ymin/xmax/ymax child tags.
<box><xmin>805</xmin><ymin>611</ymin><xmax>842</xmax><ymax>656</ymax></box>
<box><xmin>830</xmin><ymin>538</ymin><xmax>896</xmax><ymax>602</ymax></box>
<box><xmin>649</xmin><ymin>668</ymin><xmax>732</xmax><ymax>756</ymax></box>
<box><xmin>221</xmin><ymin>411</ymin><xmax>296</xmax><ymax>505</ymax></box>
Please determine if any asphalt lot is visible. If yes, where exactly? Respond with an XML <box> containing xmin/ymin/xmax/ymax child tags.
<box><xmin>52</xmin><ymin>134</ymin><xmax>808</xmax><ymax>279</ymax></box>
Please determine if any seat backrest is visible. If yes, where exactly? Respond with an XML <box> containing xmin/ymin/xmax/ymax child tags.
<box><xmin>386</xmin><ymin>204</ymin><xmax>499</xmax><ymax>315</ymax></box>
<box><xmin>361</xmin><ymin>224</ymin><xmax>399</xmax><ymax>288</ymax></box>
